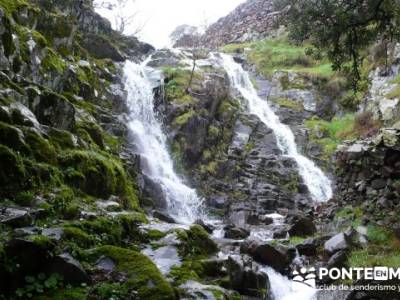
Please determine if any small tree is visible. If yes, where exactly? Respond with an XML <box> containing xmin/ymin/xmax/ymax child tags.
<box><xmin>276</xmin><ymin>0</ymin><xmax>400</xmax><ymax>90</ymax></box>
<box><xmin>186</xmin><ymin>32</ymin><xmax>203</xmax><ymax>93</ymax></box>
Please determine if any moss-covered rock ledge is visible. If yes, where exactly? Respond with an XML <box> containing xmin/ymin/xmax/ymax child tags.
<box><xmin>0</xmin><ymin>0</ymin><xmax>171</xmax><ymax>299</ymax></box>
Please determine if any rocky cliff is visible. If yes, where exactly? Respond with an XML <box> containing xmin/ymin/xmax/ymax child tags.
<box><xmin>202</xmin><ymin>0</ymin><xmax>280</xmax><ymax>48</ymax></box>
<box><xmin>0</xmin><ymin>1</ymin><xmax>190</xmax><ymax>299</ymax></box>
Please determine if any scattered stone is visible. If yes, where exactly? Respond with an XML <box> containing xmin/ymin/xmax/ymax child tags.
<box><xmin>96</xmin><ymin>199</ymin><xmax>120</xmax><ymax>211</ymax></box>
<box><xmin>180</xmin><ymin>280</ymin><xmax>234</xmax><ymax>300</ymax></box>
<box><xmin>46</xmin><ymin>253</ymin><xmax>90</xmax><ymax>284</ymax></box>
<box><xmin>324</xmin><ymin>233</ymin><xmax>349</xmax><ymax>254</ymax></box>
<box><xmin>288</xmin><ymin>217</ymin><xmax>317</xmax><ymax>237</ymax></box>
<box><xmin>246</xmin><ymin>242</ymin><xmax>290</xmax><ymax>273</ymax></box>
<box><xmin>0</xmin><ymin>207</ymin><xmax>32</xmax><ymax>228</ymax></box>
<box><xmin>296</xmin><ymin>238</ymin><xmax>317</xmax><ymax>256</ymax></box>
<box><xmin>226</xmin><ymin>255</ymin><xmax>269</xmax><ymax>297</ymax></box>
<box><xmin>194</xmin><ymin>219</ymin><xmax>214</xmax><ymax>234</ymax></box>
<box><xmin>95</xmin><ymin>256</ymin><xmax>116</xmax><ymax>272</ymax></box>
<box><xmin>327</xmin><ymin>250</ymin><xmax>347</xmax><ymax>269</ymax></box>
<box><xmin>371</xmin><ymin>179</ymin><xmax>386</xmax><ymax>190</ymax></box>
<box><xmin>153</xmin><ymin>211</ymin><xmax>177</xmax><ymax>224</ymax></box>
<box><xmin>273</xmin><ymin>229</ymin><xmax>288</xmax><ymax>239</ymax></box>
<box><xmin>224</xmin><ymin>225</ymin><xmax>250</xmax><ymax>239</ymax></box>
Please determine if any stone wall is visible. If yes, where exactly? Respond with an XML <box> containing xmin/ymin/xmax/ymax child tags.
<box><xmin>335</xmin><ymin>128</ymin><xmax>400</xmax><ymax>208</ymax></box>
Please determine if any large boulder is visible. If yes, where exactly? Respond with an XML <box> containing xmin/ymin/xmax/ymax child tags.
<box><xmin>288</xmin><ymin>217</ymin><xmax>317</xmax><ymax>237</ymax></box>
<box><xmin>32</xmin><ymin>92</ymin><xmax>75</xmax><ymax>131</ymax></box>
<box><xmin>46</xmin><ymin>253</ymin><xmax>90</xmax><ymax>285</ymax></box>
<box><xmin>296</xmin><ymin>238</ymin><xmax>318</xmax><ymax>256</ymax></box>
<box><xmin>243</xmin><ymin>242</ymin><xmax>291</xmax><ymax>273</ymax></box>
<box><xmin>225</xmin><ymin>255</ymin><xmax>269</xmax><ymax>298</ymax></box>
<box><xmin>324</xmin><ymin>233</ymin><xmax>349</xmax><ymax>254</ymax></box>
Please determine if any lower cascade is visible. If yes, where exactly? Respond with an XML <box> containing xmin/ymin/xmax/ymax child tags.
<box><xmin>263</xmin><ymin>267</ymin><xmax>317</xmax><ymax>300</ymax></box>
<box><xmin>220</xmin><ymin>54</ymin><xmax>333</xmax><ymax>202</ymax></box>
<box><xmin>123</xmin><ymin>60</ymin><xmax>204</xmax><ymax>224</ymax></box>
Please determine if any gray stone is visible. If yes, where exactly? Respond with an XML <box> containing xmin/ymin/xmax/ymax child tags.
<box><xmin>226</xmin><ymin>255</ymin><xmax>269</xmax><ymax>297</ymax></box>
<box><xmin>371</xmin><ymin>179</ymin><xmax>387</xmax><ymax>190</ymax></box>
<box><xmin>0</xmin><ymin>207</ymin><xmax>32</xmax><ymax>228</ymax></box>
<box><xmin>153</xmin><ymin>211</ymin><xmax>177</xmax><ymax>224</ymax></box>
<box><xmin>247</xmin><ymin>242</ymin><xmax>290</xmax><ymax>273</ymax></box>
<box><xmin>324</xmin><ymin>233</ymin><xmax>349</xmax><ymax>254</ymax></box>
<box><xmin>47</xmin><ymin>253</ymin><xmax>90</xmax><ymax>284</ymax></box>
<box><xmin>95</xmin><ymin>256</ymin><xmax>116</xmax><ymax>272</ymax></box>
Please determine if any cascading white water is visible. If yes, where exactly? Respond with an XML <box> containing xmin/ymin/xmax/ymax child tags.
<box><xmin>123</xmin><ymin>60</ymin><xmax>204</xmax><ymax>224</ymax></box>
<box><xmin>262</xmin><ymin>267</ymin><xmax>317</xmax><ymax>300</ymax></box>
<box><xmin>220</xmin><ymin>54</ymin><xmax>333</xmax><ymax>202</ymax></box>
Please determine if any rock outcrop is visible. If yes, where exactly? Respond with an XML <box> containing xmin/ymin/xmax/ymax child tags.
<box><xmin>202</xmin><ymin>0</ymin><xmax>280</xmax><ymax>48</ymax></box>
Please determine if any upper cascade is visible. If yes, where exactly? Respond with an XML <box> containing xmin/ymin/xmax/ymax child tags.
<box><xmin>219</xmin><ymin>54</ymin><xmax>333</xmax><ymax>202</ymax></box>
<box><xmin>123</xmin><ymin>60</ymin><xmax>204</xmax><ymax>224</ymax></box>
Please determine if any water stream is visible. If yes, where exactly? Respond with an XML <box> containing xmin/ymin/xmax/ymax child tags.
<box><xmin>123</xmin><ymin>55</ymin><xmax>324</xmax><ymax>300</ymax></box>
<box><xmin>123</xmin><ymin>60</ymin><xmax>204</xmax><ymax>224</ymax></box>
<box><xmin>219</xmin><ymin>54</ymin><xmax>333</xmax><ymax>202</ymax></box>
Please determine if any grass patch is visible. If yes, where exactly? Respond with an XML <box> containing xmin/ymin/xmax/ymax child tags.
<box><xmin>241</xmin><ymin>37</ymin><xmax>334</xmax><ymax>79</ymax></box>
<box><xmin>347</xmin><ymin>225</ymin><xmax>400</xmax><ymax>268</ymax></box>
<box><xmin>305</xmin><ymin>114</ymin><xmax>356</xmax><ymax>160</ymax></box>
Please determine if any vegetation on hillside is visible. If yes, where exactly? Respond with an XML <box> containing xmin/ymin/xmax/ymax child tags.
<box><xmin>275</xmin><ymin>0</ymin><xmax>400</xmax><ymax>89</ymax></box>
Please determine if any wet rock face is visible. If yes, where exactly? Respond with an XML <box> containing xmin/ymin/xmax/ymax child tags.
<box><xmin>360</xmin><ymin>43</ymin><xmax>400</xmax><ymax>126</ymax></box>
<box><xmin>226</xmin><ymin>255</ymin><xmax>269</xmax><ymax>298</ymax></box>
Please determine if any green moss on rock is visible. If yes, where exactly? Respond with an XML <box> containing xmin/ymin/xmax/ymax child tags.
<box><xmin>0</xmin><ymin>144</ymin><xmax>26</xmax><ymax>196</ymax></box>
<box><xmin>59</xmin><ymin>150</ymin><xmax>139</xmax><ymax>209</ymax></box>
<box><xmin>0</xmin><ymin>121</ymin><xmax>26</xmax><ymax>150</ymax></box>
<box><xmin>172</xmin><ymin>110</ymin><xmax>195</xmax><ymax>128</ymax></box>
<box><xmin>95</xmin><ymin>246</ymin><xmax>176</xmax><ymax>300</ymax></box>
<box><xmin>24</xmin><ymin>130</ymin><xmax>57</xmax><ymax>164</ymax></box>
<box><xmin>62</xmin><ymin>226</ymin><xmax>93</xmax><ymax>247</ymax></box>
<box><xmin>271</xmin><ymin>97</ymin><xmax>304</xmax><ymax>112</ymax></box>
<box><xmin>177</xmin><ymin>225</ymin><xmax>218</xmax><ymax>258</ymax></box>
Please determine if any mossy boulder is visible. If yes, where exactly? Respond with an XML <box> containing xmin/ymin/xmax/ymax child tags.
<box><xmin>59</xmin><ymin>150</ymin><xmax>139</xmax><ymax>209</ymax></box>
<box><xmin>0</xmin><ymin>144</ymin><xmax>26</xmax><ymax>196</ymax></box>
<box><xmin>94</xmin><ymin>246</ymin><xmax>176</xmax><ymax>300</ymax></box>
<box><xmin>0</xmin><ymin>121</ymin><xmax>26</xmax><ymax>150</ymax></box>
<box><xmin>24</xmin><ymin>130</ymin><xmax>57</xmax><ymax>164</ymax></box>
<box><xmin>177</xmin><ymin>225</ymin><xmax>218</xmax><ymax>258</ymax></box>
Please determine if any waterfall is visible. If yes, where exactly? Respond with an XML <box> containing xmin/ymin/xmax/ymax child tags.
<box><xmin>262</xmin><ymin>267</ymin><xmax>317</xmax><ymax>300</ymax></box>
<box><xmin>219</xmin><ymin>54</ymin><xmax>333</xmax><ymax>202</ymax></box>
<box><xmin>123</xmin><ymin>60</ymin><xmax>204</xmax><ymax>224</ymax></box>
